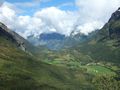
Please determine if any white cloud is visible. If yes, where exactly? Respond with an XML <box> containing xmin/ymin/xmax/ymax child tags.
<box><xmin>78</xmin><ymin>21</ymin><xmax>104</xmax><ymax>35</ymax></box>
<box><xmin>0</xmin><ymin>0</ymin><xmax>120</xmax><ymax>39</ymax></box>
<box><xmin>34</xmin><ymin>7</ymin><xmax>78</xmax><ymax>36</ymax></box>
<box><xmin>76</xmin><ymin>0</ymin><xmax>120</xmax><ymax>21</ymax></box>
<box><xmin>0</xmin><ymin>3</ymin><xmax>77</xmax><ymax>38</ymax></box>
<box><xmin>75</xmin><ymin>0</ymin><xmax>120</xmax><ymax>34</ymax></box>
<box><xmin>0</xmin><ymin>2</ymin><xmax>17</xmax><ymax>29</ymax></box>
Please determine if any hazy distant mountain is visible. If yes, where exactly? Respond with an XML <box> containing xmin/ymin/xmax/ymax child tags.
<box><xmin>40</xmin><ymin>32</ymin><xmax>65</xmax><ymax>41</ymax></box>
<box><xmin>27</xmin><ymin>32</ymin><xmax>65</xmax><ymax>50</ymax></box>
<box><xmin>27</xmin><ymin>31</ymin><xmax>89</xmax><ymax>50</ymax></box>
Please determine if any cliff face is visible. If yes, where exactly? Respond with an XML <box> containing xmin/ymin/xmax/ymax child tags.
<box><xmin>0</xmin><ymin>22</ymin><xmax>27</xmax><ymax>51</ymax></box>
<box><xmin>100</xmin><ymin>8</ymin><xmax>120</xmax><ymax>39</ymax></box>
<box><xmin>108</xmin><ymin>7</ymin><xmax>120</xmax><ymax>39</ymax></box>
<box><xmin>71</xmin><ymin>8</ymin><xmax>120</xmax><ymax>64</ymax></box>
<box><xmin>109</xmin><ymin>8</ymin><xmax>120</xmax><ymax>22</ymax></box>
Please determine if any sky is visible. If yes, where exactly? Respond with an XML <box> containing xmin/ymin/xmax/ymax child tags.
<box><xmin>0</xmin><ymin>0</ymin><xmax>120</xmax><ymax>38</ymax></box>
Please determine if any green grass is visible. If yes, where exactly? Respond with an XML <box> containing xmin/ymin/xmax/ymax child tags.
<box><xmin>39</xmin><ymin>47</ymin><xmax>117</xmax><ymax>77</ymax></box>
<box><xmin>0</xmin><ymin>30</ymin><xmax>120</xmax><ymax>90</ymax></box>
<box><xmin>43</xmin><ymin>57</ymin><xmax>116</xmax><ymax>76</ymax></box>
<box><xmin>0</xmin><ymin>36</ymin><xmax>95</xmax><ymax>90</ymax></box>
<box><xmin>84</xmin><ymin>65</ymin><xmax>116</xmax><ymax>76</ymax></box>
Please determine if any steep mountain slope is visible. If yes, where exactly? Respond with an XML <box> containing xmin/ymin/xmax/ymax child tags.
<box><xmin>0</xmin><ymin>22</ymin><xmax>35</xmax><ymax>52</ymax></box>
<box><xmin>97</xmin><ymin>7</ymin><xmax>120</xmax><ymax>40</ymax></box>
<box><xmin>73</xmin><ymin>8</ymin><xmax>120</xmax><ymax>64</ymax></box>
<box><xmin>0</xmin><ymin>22</ymin><xmax>95</xmax><ymax>90</ymax></box>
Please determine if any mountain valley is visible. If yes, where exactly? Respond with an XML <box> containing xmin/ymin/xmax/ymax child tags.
<box><xmin>0</xmin><ymin>6</ymin><xmax>120</xmax><ymax>90</ymax></box>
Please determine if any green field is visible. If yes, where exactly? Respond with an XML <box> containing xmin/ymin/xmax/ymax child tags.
<box><xmin>43</xmin><ymin>57</ymin><xmax>116</xmax><ymax>76</ymax></box>
<box><xmin>84</xmin><ymin>65</ymin><xmax>116</xmax><ymax>76</ymax></box>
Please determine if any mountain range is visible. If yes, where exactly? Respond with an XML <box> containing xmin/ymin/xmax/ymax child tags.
<box><xmin>27</xmin><ymin>30</ymin><xmax>88</xmax><ymax>50</ymax></box>
<box><xmin>0</xmin><ymin>7</ymin><xmax>120</xmax><ymax>90</ymax></box>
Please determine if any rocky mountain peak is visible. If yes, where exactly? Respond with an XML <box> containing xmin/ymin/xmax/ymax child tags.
<box><xmin>109</xmin><ymin>7</ymin><xmax>120</xmax><ymax>22</ymax></box>
<box><xmin>108</xmin><ymin>7</ymin><xmax>120</xmax><ymax>39</ymax></box>
<box><xmin>98</xmin><ymin>7</ymin><xmax>120</xmax><ymax>40</ymax></box>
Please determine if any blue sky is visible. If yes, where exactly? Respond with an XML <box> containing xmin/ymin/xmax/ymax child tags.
<box><xmin>6</xmin><ymin>0</ymin><xmax>74</xmax><ymax>6</ymax></box>
<box><xmin>6</xmin><ymin>0</ymin><xmax>77</xmax><ymax>13</ymax></box>
<box><xmin>6</xmin><ymin>0</ymin><xmax>32</xmax><ymax>3</ymax></box>
<box><xmin>4</xmin><ymin>0</ymin><xmax>78</xmax><ymax>16</ymax></box>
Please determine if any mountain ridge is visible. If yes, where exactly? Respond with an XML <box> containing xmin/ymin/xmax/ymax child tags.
<box><xmin>0</xmin><ymin>7</ymin><xmax>120</xmax><ymax>90</ymax></box>
<box><xmin>0</xmin><ymin>22</ymin><xmax>95</xmax><ymax>90</ymax></box>
<box><xmin>0</xmin><ymin>22</ymin><xmax>35</xmax><ymax>52</ymax></box>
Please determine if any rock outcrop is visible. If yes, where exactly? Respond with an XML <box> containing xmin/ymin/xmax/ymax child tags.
<box><xmin>0</xmin><ymin>22</ymin><xmax>27</xmax><ymax>51</ymax></box>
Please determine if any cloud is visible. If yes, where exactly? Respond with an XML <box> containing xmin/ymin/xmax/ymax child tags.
<box><xmin>0</xmin><ymin>0</ymin><xmax>120</xmax><ymax>39</ymax></box>
<box><xmin>77</xmin><ymin>21</ymin><xmax>104</xmax><ymax>35</ymax></box>
<box><xmin>34</xmin><ymin>7</ymin><xmax>78</xmax><ymax>36</ymax></box>
<box><xmin>0</xmin><ymin>3</ymin><xmax>78</xmax><ymax>38</ymax></box>
<box><xmin>0</xmin><ymin>2</ymin><xmax>16</xmax><ymax>28</ymax></box>
<box><xmin>75</xmin><ymin>0</ymin><xmax>120</xmax><ymax>34</ymax></box>
<box><xmin>76</xmin><ymin>0</ymin><xmax>120</xmax><ymax>21</ymax></box>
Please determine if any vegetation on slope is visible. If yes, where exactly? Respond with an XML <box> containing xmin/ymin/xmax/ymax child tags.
<box><xmin>0</xmin><ymin>8</ymin><xmax>120</xmax><ymax>90</ymax></box>
<box><xmin>0</xmin><ymin>36</ymin><xmax>95</xmax><ymax>90</ymax></box>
